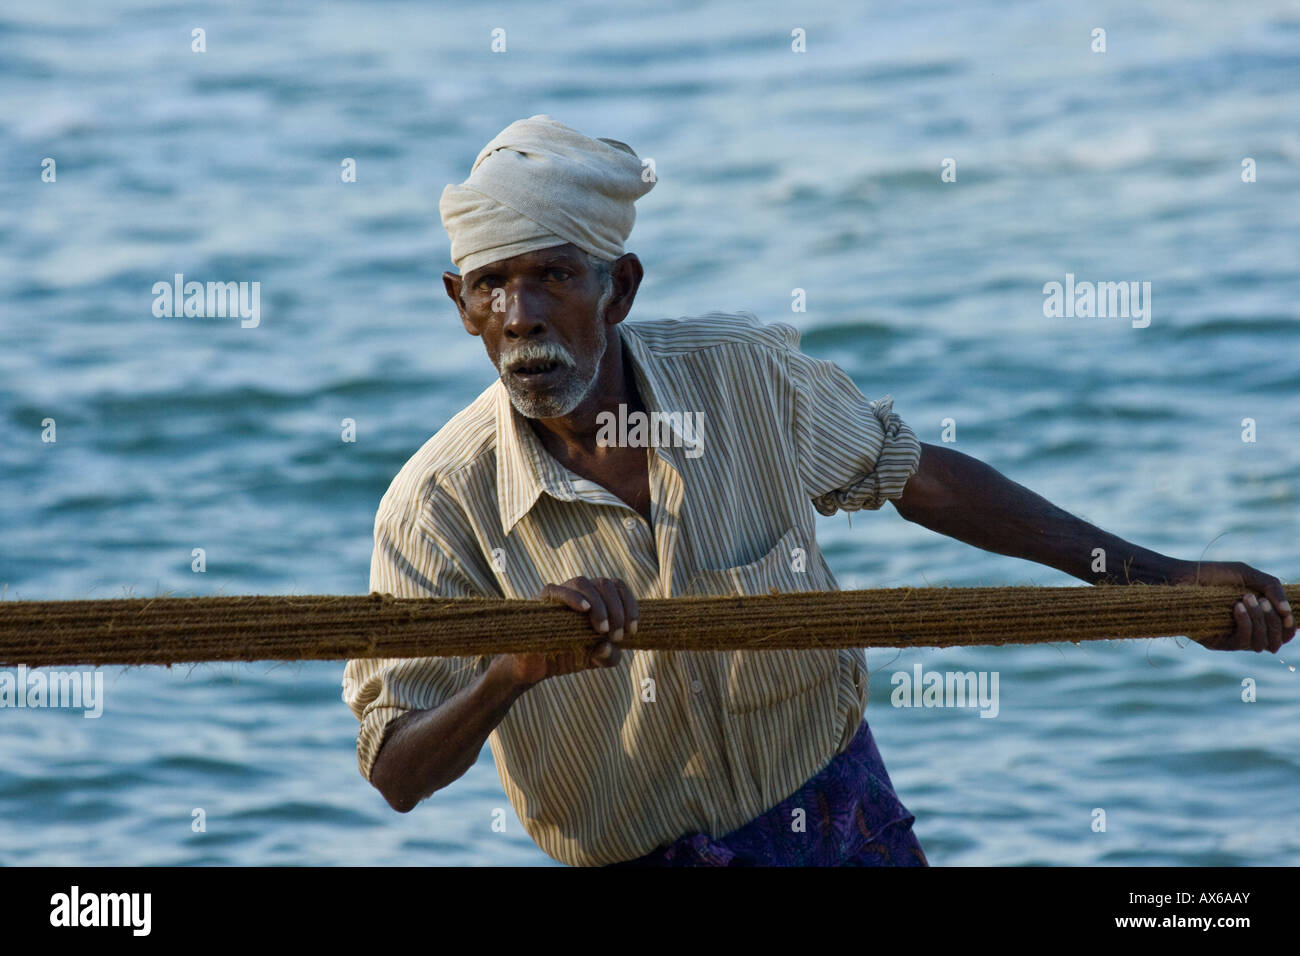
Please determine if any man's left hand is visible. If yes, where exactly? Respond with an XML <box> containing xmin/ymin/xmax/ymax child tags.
<box><xmin>1171</xmin><ymin>561</ymin><xmax>1295</xmax><ymax>653</ymax></box>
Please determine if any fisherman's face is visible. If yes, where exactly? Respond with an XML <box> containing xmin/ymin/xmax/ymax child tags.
<box><xmin>446</xmin><ymin>243</ymin><xmax>613</xmax><ymax>420</ymax></box>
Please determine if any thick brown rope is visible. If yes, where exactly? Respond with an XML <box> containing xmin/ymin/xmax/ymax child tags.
<box><xmin>0</xmin><ymin>584</ymin><xmax>1289</xmax><ymax>667</ymax></box>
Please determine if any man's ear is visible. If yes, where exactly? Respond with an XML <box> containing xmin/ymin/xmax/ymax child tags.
<box><xmin>443</xmin><ymin>271</ymin><xmax>479</xmax><ymax>336</ymax></box>
<box><xmin>604</xmin><ymin>253</ymin><xmax>644</xmax><ymax>327</ymax></box>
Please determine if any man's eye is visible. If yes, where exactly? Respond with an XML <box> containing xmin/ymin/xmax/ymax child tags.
<box><xmin>474</xmin><ymin>276</ymin><xmax>501</xmax><ymax>290</ymax></box>
<box><xmin>545</xmin><ymin>269</ymin><xmax>570</xmax><ymax>280</ymax></box>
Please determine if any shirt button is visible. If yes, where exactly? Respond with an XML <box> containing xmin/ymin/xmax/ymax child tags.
<box><xmin>690</xmin><ymin>680</ymin><xmax>703</xmax><ymax>694</ymax></box>
<box><xmin>623</xmin><ymin>516</ymin><xmax>639</xmax><ymax>530</ymax></box>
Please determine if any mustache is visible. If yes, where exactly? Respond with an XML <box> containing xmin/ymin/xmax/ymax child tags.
<box><xmin>500</xmin><ymin>341</ymin><xmax>578</xmax><ymax>373</ymax></box>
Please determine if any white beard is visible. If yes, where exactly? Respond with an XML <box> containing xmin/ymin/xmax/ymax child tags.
<box><xmin>499</xmin><ymin>325</ymin><xmax>608</xmax><ymax>420</ymax></box>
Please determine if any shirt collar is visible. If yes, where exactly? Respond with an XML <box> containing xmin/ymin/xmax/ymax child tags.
<box><xmin>495</xmin><ymin>324</ymin><xmax>682</xmax><ymax>536</ymax></box>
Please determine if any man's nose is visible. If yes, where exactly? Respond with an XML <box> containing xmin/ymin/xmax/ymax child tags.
<box><xmin>502</xmin><ymin>285</ymin><xmax>547</xmax><ymax>338</ymax></box>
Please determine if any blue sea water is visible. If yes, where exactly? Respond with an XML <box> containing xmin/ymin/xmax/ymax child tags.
<box><xmin>0</xmin><ymin>0</ymin><xmax>1297</xmax><ymax>866</ymax></box>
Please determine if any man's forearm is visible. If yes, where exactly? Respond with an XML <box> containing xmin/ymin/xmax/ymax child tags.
<box><xmin>891</xmin><ymin>442</ymin><xmax>1189</xmax><ymax>585</ymax></box>
<box><xmin>369</xmin><ymin>656</ymin><xmax>528</xmax><ymax>813</ymax></box>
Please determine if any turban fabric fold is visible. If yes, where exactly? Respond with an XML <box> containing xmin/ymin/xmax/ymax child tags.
<box><xmin>439</xmin><ymin>114</ymin><xmax>656</xmax><ymax>276</ymax></box>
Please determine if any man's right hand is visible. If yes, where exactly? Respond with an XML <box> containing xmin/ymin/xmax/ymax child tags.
<box><xmin>372</xmin><ymin>576</ymin><xmax>638</xmax><ymax>811</ymax></box>
<box><xmin>501</xmin><ymin>576</ymin><xmax>638</xmax><ymax>688</ymax></box>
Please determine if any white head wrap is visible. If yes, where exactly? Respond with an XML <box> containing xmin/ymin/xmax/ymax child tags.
<box><xmin>438</xmin><ymin>114</ymin><xmax>655</xmax><ymax>276</ymax></box>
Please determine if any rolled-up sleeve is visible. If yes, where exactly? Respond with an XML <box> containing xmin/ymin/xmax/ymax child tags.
<box><xmin>343</xmin><ymin>498</ymin><xmax>487</xmax><ymax>782</ymax></box>
<box><xmin>784</xmin><ymin>344</ymin><xmax>922</xmax><ymax>514</ymax></box>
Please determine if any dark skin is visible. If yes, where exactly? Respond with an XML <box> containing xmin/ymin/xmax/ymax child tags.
<box><xmin>366</xmin><ymin>240</ymin><xmax>1294</xmax><ymax>813</ymax></box>
<box><xmin>453</xmin><ymin>244</ymin><xmax>653</xmax><ymax>526</ymax></box>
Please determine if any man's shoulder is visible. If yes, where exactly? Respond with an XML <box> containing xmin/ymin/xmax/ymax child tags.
<box><xmin>623</xmin><ymin>311</ymin><xmax>803</xmax><ymax>357</ymax></box>
<box><xmin>375</xmin><ymin>381</ymin><xmax>500</xmax><ymax>526</ymax></box>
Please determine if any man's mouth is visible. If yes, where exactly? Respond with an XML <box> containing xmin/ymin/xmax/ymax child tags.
<box><xmin>509</xmin><ymin>360</ymin><xmax>564</xmax><ymax>379</ymax></box>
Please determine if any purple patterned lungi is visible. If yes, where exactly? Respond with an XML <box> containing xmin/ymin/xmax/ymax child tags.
<box><xmin>608</xmin><ymin>720</ymin><xmax>928</xmax><ymax>867</ymax></box>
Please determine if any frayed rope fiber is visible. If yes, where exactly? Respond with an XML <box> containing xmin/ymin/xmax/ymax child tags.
<box><xmin>0</xmin><ymin>584</ymin><xmax>1290</xmax><ymax>668</ymax></box>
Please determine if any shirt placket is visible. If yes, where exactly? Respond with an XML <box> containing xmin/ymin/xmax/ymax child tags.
<box><xmin>648</xmin><ymin>445</ymin><xmax>729</xmax><ymax>834</ymax></box>
<box><xmin>568</xmin><ymin>455</ymin><xmax>723</xmax><ymax>826</ymax></box>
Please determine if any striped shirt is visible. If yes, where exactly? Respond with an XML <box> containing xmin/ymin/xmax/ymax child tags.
<box><xmin>342</xmin><ymin>311</ymin><xmax>922</xmax><ymax>866</ymax></box>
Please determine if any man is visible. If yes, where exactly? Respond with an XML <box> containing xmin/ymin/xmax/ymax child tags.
<box><xmin>343</xmin><ymin>115</ymin><xmax>1294</xmax><ymax>867</ymax></box>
